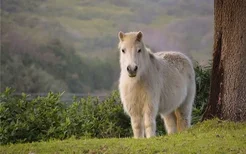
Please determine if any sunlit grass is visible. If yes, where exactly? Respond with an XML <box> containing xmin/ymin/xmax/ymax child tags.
<box><xmin>1</xmin><ymin>119</ymin><xmax>245</xmax><ymax>154</ymax></box>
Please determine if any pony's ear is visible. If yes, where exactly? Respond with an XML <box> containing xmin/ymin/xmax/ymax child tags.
<box><xmin>136</xmin><ymin>31</ymin><xmax>143</xmax><ymax>42</ymax></box>
<box><xmin>118</xmin><ymin>31</ymin><xmax>125</xmax><ymax>41</ymax></box>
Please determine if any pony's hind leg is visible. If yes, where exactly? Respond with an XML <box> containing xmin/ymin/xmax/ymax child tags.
<box><xmin>131</xmin><ymin>116</ymin><xmax>144</xmax><ymax>138</ymax></box>
<box><xmin>175</xmin><ymin>108</ymin><xmax>189</xmax><ymax>132</ymax></box>
<box><xmin>161</xmin><ymin>112</ymin><xmax>177</xmax><ymax>134</ymax></box>
<box><xmin>175</xmin><ymin>92</ymin><xmax>194</xmax><ymax>132</ymax></box>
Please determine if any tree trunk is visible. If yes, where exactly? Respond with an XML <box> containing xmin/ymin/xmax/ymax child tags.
<box><xmin>203</xmin><ymin>0</ymin><xmax>246</xmax><ymax>121</ymax></box>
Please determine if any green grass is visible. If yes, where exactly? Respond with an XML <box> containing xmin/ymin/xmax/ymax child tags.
<box><xmin>1</xmin><ymin>119</ymin><xmax>245</xmax><ymax>154</ymax></box>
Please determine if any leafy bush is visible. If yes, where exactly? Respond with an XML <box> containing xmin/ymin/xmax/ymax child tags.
<box><xmin>0</xmin><ymin>88</ymin><xmax>66</xmax><ymax>144</ymax></box>
<box><xmin>192</xmin><ymin>63</ymin><xmax>211</xmax><ymax>124</ymax></box>
<box><xmin>61</xmin><ymin>91</ymin><xmax>131</xmax><ymax>139</ymax></box>
<box><xmin>0</xmin><ymin>64</ymin><xmax>211</xmax><ymax>144</ymax></box>
<box><xmin>0</xmin><ymin>88</ymin><xmax>131</xmax><ymax>145</ymax></box>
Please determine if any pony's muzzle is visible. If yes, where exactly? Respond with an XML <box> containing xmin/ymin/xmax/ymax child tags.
<box><xmin>127</xmin><ymin>65</ymin><xmax>138</xmax><ymax>77</ymax></box>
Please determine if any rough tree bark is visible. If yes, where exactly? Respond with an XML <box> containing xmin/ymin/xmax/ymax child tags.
<box><xmin>203</xmin><ymin>0</ymin><xmax>246</xmax><ymax>121</ymax></box>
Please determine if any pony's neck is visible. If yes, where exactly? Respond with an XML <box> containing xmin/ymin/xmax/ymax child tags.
<box><xmin>139</xmin><ymin>46</ymin><xmax>158</xmax><ymax>81</ymax></box>
<box><xmin>144</xmin><ymin>45</ymin><xmax>156</xmax><ymax>65</ymax></box>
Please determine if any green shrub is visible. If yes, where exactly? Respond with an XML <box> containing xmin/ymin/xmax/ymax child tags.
<box><xmin>0</xmin><ymin>88</ymin><xmax>131</xmax><ymax>145</ymax></box>
<box><xmin>192</xmin><ymin>63</ymin><xmax>211</xmax><ymax>124</ymax></box>
<box><xmin>0</xmin><ymin>88</ymin><xmax>66</xmax><ymax>144</ymax></box>
<box><xmin>61</xmin><ymin>91</ymin><xmax>131</xmax><ymax>139</ymax></box>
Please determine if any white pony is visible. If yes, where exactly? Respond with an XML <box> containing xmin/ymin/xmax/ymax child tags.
<box><xmin>118</xmin><ymin>31</ymin><xmax>196</xmax><ymax>138</ymax></box>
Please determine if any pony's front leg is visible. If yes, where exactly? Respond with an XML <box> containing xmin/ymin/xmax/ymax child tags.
<box><xmin>144</xmin><ymin>112</ymin><xmax>156</xmax><ymax>138</ymax></box>
<box><xmin>130</xmin><ymin>116</ymin><xmax>144</xmax><ymax>138</ymax></box>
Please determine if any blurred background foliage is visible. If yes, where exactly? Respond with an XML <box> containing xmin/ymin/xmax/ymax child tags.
<box><xmin>1</xmin><ymin>0</ymin><xmax>213</xmax><ymax>93</ymax></box>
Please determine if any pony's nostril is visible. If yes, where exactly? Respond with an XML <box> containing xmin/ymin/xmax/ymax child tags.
<box><xmin>134</xmin><ymin>66</ymin><xmax>138</xmax><ymax>72</ymax></box>
<box><xmin>127</xmin><ymin>66</ymin><xmax>130</xmax><ymax>72</ymax></box>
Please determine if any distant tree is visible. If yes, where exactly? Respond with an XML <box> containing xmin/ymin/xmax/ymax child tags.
<box><xmin>203</xmin><ymin>0</ymin><xmax>246</xmax><ymax>121</ymax></box>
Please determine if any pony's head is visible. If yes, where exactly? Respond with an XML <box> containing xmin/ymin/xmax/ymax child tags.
<box><xmin>118</xmin><ymin>31</ymin><xmax>150</xmax><ymax>78</ymax></box>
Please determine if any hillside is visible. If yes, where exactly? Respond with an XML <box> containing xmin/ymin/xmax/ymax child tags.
<box><xmin>1</xmin><ymin>119</ymin><xmax>245</xmax><ymax>154</ymax></box>
<box><xmin>1</xmin><ymin>0</ymin><xmax>214</xmax><ymax>93</ymax></box>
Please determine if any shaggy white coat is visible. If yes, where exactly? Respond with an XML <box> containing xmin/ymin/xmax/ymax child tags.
<box><xmin>118</xmin><ymin>31</ymin><xmax>196</xmax><ymax>138</ymax></box>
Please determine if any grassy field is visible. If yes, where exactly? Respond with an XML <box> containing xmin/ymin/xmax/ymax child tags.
<box><xmin>1</xmin><ymin>119</ymin><xmax>245</xmax><ymax>154</ymax></box>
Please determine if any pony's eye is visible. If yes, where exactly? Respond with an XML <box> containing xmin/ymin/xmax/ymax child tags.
<box><xmin>122</xmin><ymin>49</ymin><xmax>125</xmax><ymax>53</ymax></box>
<box><xmin>138</xmin><ymin>49</ymin><xmax>141</xmax><ymax>53</ymax></box>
